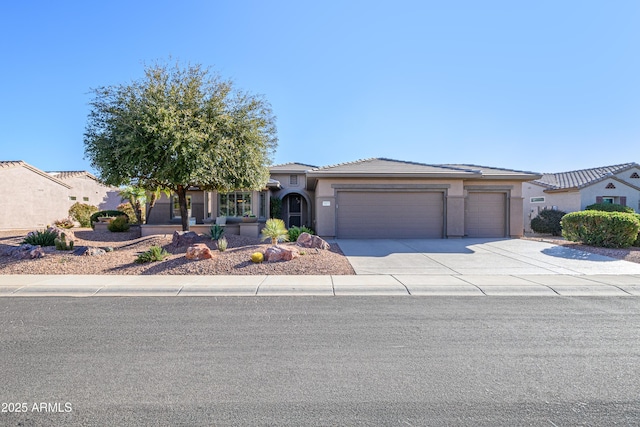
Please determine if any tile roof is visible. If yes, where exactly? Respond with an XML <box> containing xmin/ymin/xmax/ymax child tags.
<box><xmin>270</xmin><ymin>162</ymin><xmax>317</xmax><ymax>172</ymax></box>
<box><xmin>0</xmin><ymin>160</ymin><xmax>72</xmax><ymax>188</ymax></box>
<box><xmin>0</xmin><ymin>160</ymin><xmax>27</xmax><ymax>169</ymax></box>
<box><xmin>533</xmin><ymin>163</ymin><xmax>638</xmax><ymax>190</ymax></box>
<box><xmin>310</xmin><ymin>158</ymin><xmax>480</xmax><ymax>175</ymax></box>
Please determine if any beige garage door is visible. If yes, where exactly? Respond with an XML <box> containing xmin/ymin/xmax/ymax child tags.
<box><xmin>465</xmin><ymin>192</ymin><xmax>506</xmax><ymax>237</ymax></box>
<box><xmin>337</xmin><ymin>191</ymin><xmax>444</xmax><ymax>239</ymax></box>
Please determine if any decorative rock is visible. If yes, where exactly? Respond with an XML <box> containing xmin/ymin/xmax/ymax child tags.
<box><xmin>264</xmin><ymin>245</ymin><xmax>300</xmax><ymax>262</ymax></box>
<box><xmin>29</xmin><ymin>247</ymin><xmax>46</xmax><ymax>259</ymax></box>
<box><xmin>6</xmin><ymin>244</ymin><xmax>45</xmax><ymax>259</ymax></box>
<box><xmin>26</xmin><ymin>226</ymin><xmax>75</xmax><ymax>241</ymax></box>
<box><xmin>186</xmin><ymin>243</ymin><xmax>215</xmax><ymax>260</ymax></box>
<box><xmin>81</xmin><ymin>247</ymin><xmax>107</xmax><ymax>256</ymax></box>
<box><xmin>172</xmin><ymin>231</ymin><xmax>199</xmax><ymax>247</ymax></box>
<box><xmin>296</xmin><ymin>232</ymin><xmax>330</xmax><ymax>250</ymax></box>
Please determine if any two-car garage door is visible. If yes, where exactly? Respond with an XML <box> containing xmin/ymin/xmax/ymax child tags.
<box><xmin>336</xmin><ymin>191</ymin><xmax>444</xmax><ymax>239</ymax></box>
<box><xmin>336</xmin><ymin>190</ymin><xmax>508</xmax><ymax>239</ymax></box>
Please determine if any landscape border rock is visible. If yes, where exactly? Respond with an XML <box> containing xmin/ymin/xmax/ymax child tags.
<box><xmin>186</xmin><ymin>243</ymin><xmax>215</xmax><ymax>260</ymax></box>
<box><xmin>296</xmin><ymin>232</ymin><xmax>330</xmax><ymax>250</ymax></box>
<box><xmin>264</xmin><ymin>245</ymin><xmax>300</xmax><ymax>262</ymax></box>
<box><xmin>172</xmin><ymin>231</ymin><xmax>200</xmax><ymax>247</ymax></box>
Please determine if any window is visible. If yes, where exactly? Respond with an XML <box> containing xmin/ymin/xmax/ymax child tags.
<box><xmin>602</xmin><ymin>197</ymin><xmax>614</xmax><ymax>204</ymax></box>
<box><xmin>83</xmin><ymin>197</ymin><xmax>89</xmax><ymax>202</ymax></box>
<box><xmin>259</xmin><ymin>192</ymin><xmax>267</xmax><ymax>218</ymax></box>
<box><xmin>289</xmin><ymin>175</ymin><xmax>298</xmax><ymax>186</ymax></box>
<box><xmin>219</xmin><ymin>191</ymin><xmax>252</xmax><ymax>217</ymax></box>
<box><xmin>530</xmin><ymin>197</ymin><xmax>545</xmax><ymax>203</ymax></box>
<box><xmin>69</xmin><ymin>196</ymin><xmax>77</xmax><ymax>201</ymax></box>
<box><xmin>172</xmin><ymin>195</ymin><xmax>192</xmax><ymax>218</ymax></box>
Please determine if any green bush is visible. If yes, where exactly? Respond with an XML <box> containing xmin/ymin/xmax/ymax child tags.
<box><xmin>216</xmin><ymin>236</ymin><xmax>228</xmax><ymax>252</ymax></box>
<box><xmin>68</xmin><ymin>203</ymin><xmax>99</xmax><ymax>228</ymax></box>
<box><xmin>585</xmin><ymin>203</ymin><xmax>634</xmax><ymax>213</ymax></box>
<box><xmin>135</xmin><ymin>246</ymin><xmax>169</xmax><ymax>263</ymax></box>
<box><xmin>90</xmin><ymin>210</ymin><xmax>130</xmax><ymax>228</ymax></box>
<box><xmin>23</xmin><ymin>229</ymin><xmax>58</xmax><ymax>246</ymax></box>
<box><xmin>530</xmin><ymin>209</ymin><xmax>566</xmax><ymax>236</ymax></box>
<box><xmin>107</xmin><ymin>216</ymin><xmax>130</xmax><ymax>232</ymax></box>
<box><xmin>288</xmin><ymin>225</ymin><xmax>315</xmax><ymax>242</ymax></box>
<box><xmin>561</xmin><ymin>211</ymin><xmax>640</xmax><ymax>248</ymax></box>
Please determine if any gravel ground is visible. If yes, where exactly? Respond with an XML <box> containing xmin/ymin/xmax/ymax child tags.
<box><xmin>0</xmin><ymin>228</ymin><xmax>355</xmax><ymax>275</ymax></box>
<box><xmin>522</xmin><ymin>235</ymin><xmax>640</xmax><ymax>264</ymax></box>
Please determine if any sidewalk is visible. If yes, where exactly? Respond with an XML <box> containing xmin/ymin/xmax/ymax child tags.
<box><xmin>2</xmin><ymin>274</ymin><xmax>640</xmax><ymax>297</ymax></box>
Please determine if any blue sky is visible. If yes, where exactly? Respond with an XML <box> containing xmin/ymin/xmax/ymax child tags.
<box><xmin>1</xmin><ymin>1</ymin><xmax>638</xmax><ymax>175</ymax></box>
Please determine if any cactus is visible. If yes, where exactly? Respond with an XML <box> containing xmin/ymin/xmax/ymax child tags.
<box><xmin>54</xmin><ymin>232</ymin><xmax>75</xmax><ymax>251</ymax></box>
<box><xmin>250</xmin><ymin>252</ymin><xmax>264</xmax><ymax>263</ymax></box>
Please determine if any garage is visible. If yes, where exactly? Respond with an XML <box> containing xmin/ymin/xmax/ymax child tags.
<box><xmin>464</xmin><ymin>192</ymin><xmax>507</xmax><ymax>237</ymax></box>
<box><xmin>336</xmin><ymin>191</ymin><xmax>444</xmax><ymax>239</ymax></box>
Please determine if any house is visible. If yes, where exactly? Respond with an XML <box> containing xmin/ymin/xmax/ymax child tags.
<box><xmin>0</xmin><ymin>161</ymin><xmax>120</xmax><ymax>229</ymax></box>
<box><xmin>523</xmin><ymin>162</ymin><xmax>640</xmax><ymax>233</ymax></box>
<box><xmin>146</xmin><ymin>158</ymin><xmax>541</xmax><ymax>239</ymax></box>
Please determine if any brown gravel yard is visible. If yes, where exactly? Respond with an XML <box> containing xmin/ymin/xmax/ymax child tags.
<box><xmin>0</xmin><ymin>228</ymin><xmax>355</xmax><ymax>275</ymax></box>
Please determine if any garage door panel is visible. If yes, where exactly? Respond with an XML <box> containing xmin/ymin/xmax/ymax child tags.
<box><xmin>465</xmin><ymin>192</ymin><xmax>506</xmax><ymax>238</ymax></box>
<box><xmin>337</xmin><ymin>191</ymin><xmax>444</xmax><ymax>239</ymax></box>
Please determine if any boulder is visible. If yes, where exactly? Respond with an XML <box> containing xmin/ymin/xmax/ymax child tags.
<box><xmin>296</xmin><ymin>232</ymin><xmax>330</xmax><ymax>250</ymax></box>
<box><xmin>186</xmin><ymin>243</ymin><xmax>215</xmax><ymax>260</ymax></box>
<box><xmin>80</xmin><ymin>247</ymin><xmax>106</xmax><ymax>256</ymax></box>
<box><xmin>7</xmin><ymin>244</ymin><xmax>45</xmax><ymax>259</ymax></box>
<box><xmin>26</xmin><ymin>226</ymin><xmax>75</xmax><ymax>241</ymax></box>
<box><xmin>264</xmin><ymin>245</ymin><xmax>300</xmax><ymax>262</ymax></box>
<box><xmin>172</xmin><ymin>231</ymin><xmax>199</xmax><ymax>247</ymax></box>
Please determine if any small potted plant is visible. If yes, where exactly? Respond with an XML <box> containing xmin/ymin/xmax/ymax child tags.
<box><xmin>242</xmin><ymin>212</ymin><xmax>257</xmax><ymax>223</ymax></box>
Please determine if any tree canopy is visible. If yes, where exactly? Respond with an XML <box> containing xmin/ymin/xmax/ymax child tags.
<box><xmin>84</xmin><ymin>60</ymin><xmax>278</xmax><ymax>230</ymax></box>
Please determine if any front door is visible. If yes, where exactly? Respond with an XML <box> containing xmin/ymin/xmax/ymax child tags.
<box><xmin>288</xmin><ymin>195</ymin><xmax>302</xmax><ymax>227</ymax></box>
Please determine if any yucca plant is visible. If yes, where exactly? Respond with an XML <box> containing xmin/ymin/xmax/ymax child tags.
<box><xmin>135</xmin><ymin>245</ymin><xmax>169</xmax><ymax>263</ymax></box>
<box><xmin>23</xmin><ymin>229</ymin><xmax>58</xmax><ymax>247</ymax></box>
<box><xmin>261</xmin><ymin>218</ymin><xmax>289</xmax><ymax>245</ymax></box>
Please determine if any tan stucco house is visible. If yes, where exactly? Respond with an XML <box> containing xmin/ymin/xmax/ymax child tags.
<box><xmin>0</xmin><ymin>161</ymin><xmax>120</xmax><ymax>229</ymax></box>
<box><xmin>147</xmin><ymin>158</ymin><xmax>541</xmax><ymax>239</ymax></box>
<box><xmin>523</xmin><ymin>163</ymin><xmax>640</xmax><ymax>233</ymax></box>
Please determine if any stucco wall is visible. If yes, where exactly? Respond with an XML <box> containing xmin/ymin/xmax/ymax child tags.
<box><xmin>0</xmin><ymin>167</ymin><xmax>69</xmax><ymax>229</ymax></box>
<box><xmin>522</xmin><ymin>183</ymin><xmax>582</xmax><ymax>233</ymax></box>
<box><xmin>62</xmin><ymin>175</ymin><xmax>121</xmax><ymax>211</ymax></box>
<box><xmin>580</xmin><ymin>178</ymin><xmax>640</xmax><ymax>212</ymax></box>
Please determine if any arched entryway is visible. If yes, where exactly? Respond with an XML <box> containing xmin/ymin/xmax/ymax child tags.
<box><xmin>281</xmin><ymin>192</ymin><xmax>311</xmax><ymax>229</ymax></box>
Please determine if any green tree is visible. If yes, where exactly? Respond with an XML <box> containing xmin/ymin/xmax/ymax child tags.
<box><xmin>84</xmin><ymin>60</ymin><xmax>277</xmax><ymax>231</ymax></box>
<box><xmin>119</xmin><ymin>186</ymin><xmax>146</xmax><ymax>224</ymax></box>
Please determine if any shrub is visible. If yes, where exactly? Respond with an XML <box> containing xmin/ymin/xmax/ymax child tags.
<box><xmin>561</xmin><ymin>211</ymin><xmax>640</xmax><ymax>248</ymax></box>
<box><xmin>216</xmin><ymin>237</ymin><xmax>228</xmax><ymax>252</ymax></box>
<box><xmin>209</xmin><ymin>224</ymin><xmax>225</xmax><ymax>241</ymax></box>
<box><xmin>23</xmin><ymin>229</ymin><xmax>58</xmax><ymax>247</ymax></box>
<box><xmin>261</xmin><ymin>218</ymin><xmax>289</xmax><ymax>245</ymax></box>
<box><xmin>54</xmin><ymin>217</ymin><xmax>75</xmax><ymax>229</ymax></box>
<box><xmin>288</xmin><ymin>225</ymin><xmax>314</xmax><ymax>242</ymax></box>
<box><xmin>54</xmin><ymin>232</ymin><xmax>74</xmax><ymax>251</ymax></box>
<box><xmin>585</xmin><ymin>203</ymin><xmax>634</xmax><ymax>213</ymax></box>
<box><xmin>530</xmin><ymin>209</ymin><xmax>566</xmax><ymax>236</ymax></box>
<box><xmin>251</xmin><ymin>252</ymin><xmax>264</xmax><ymax>263</ymax></box>
<box><xmin>90</xmin><ymin>210</ymin><xmax>129</xmax><ymax>228</ymax></box>
<box><xmin>107</xmin><ymin>216</ymin><xmax>130</xmax><ymax>232</ymax></box>
<box><xmin>116</xmin><ymin>202</ymin><xmax>140</xmax><ymax>224</ymax></box>
<box><xmin>68</xmin><ymin>203</ymin><xmax>99</xmax><ymax>228</ymax></box>
<box><xmin>135</xmin><ymin>246</ymin><xmax>169</xmax><ymax>263</ymax></box>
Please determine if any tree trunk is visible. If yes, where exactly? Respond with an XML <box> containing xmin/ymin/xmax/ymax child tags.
<box><xmin>177</xmin><ymin>185</ymin><xmax>190</xmax><ymax>231</ymax></box>
<box><xmin>145</xmin><ymin>193</ymin><xmax>158</xmax><ymax>224</ymax></box>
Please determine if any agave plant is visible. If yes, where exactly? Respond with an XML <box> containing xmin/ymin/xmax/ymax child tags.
<box><xmin>261</xmin><ymin>218</ymin><xmax>289</xmax><ymax>245</ymax></box>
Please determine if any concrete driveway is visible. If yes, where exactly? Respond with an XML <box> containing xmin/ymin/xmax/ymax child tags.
<box><xmin>336</xmin><ymin>238</ymin><xmax>640</xmax><ymax>276</ymax></box>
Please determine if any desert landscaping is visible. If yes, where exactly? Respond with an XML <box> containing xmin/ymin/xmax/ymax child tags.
<box><xmin>0</xmin><ymin>228</ymin><xmax>355</xmax><ymax>275</ymax></box>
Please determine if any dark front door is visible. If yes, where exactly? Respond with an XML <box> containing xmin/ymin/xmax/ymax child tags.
<box><xmin>288</xmin><ymin>195</ymin><xmax>302</xmax><ymax>227</ymax></box>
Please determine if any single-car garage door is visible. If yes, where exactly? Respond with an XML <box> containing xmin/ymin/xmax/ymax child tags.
<box><xmin>465</xmin><ymin>192</ymin><xmax>506</xmax><ymax>237</ymax></box>
<box><xmin>337</xmin><ymin>191</ymin><xmax>444</xmax><ymax>239</ymax></box>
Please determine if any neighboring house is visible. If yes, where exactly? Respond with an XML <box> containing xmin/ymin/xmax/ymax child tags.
<box><xmin>147</xmin><ymin>158</ymin><xmax>541</xmax><ymax>239</ymax></box>
<box><xmin>0</xmin><ymin>161</ymin><xmax>120</xmax><ymax>230</ymax></box>
<box><xmin>523</xmin><ymin>162</ymin><xmax>640</xmax><ymax>233</ymax></box>
<box><xmin>47</xmin><ymin>171</ymin><xmax>121</xmax><ymax>211</ymax></box>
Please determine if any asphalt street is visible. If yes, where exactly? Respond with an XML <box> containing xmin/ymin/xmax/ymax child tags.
<box><xmin>1</xmin><ymin>297</ymin><xmax>640</xmax><ymax>426</ymax></box>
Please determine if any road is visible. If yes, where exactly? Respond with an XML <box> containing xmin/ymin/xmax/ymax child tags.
<box><xmin>1</xmin><ymin>297</ymin><xmax>640</xmax><ymax>426</ymax></box>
